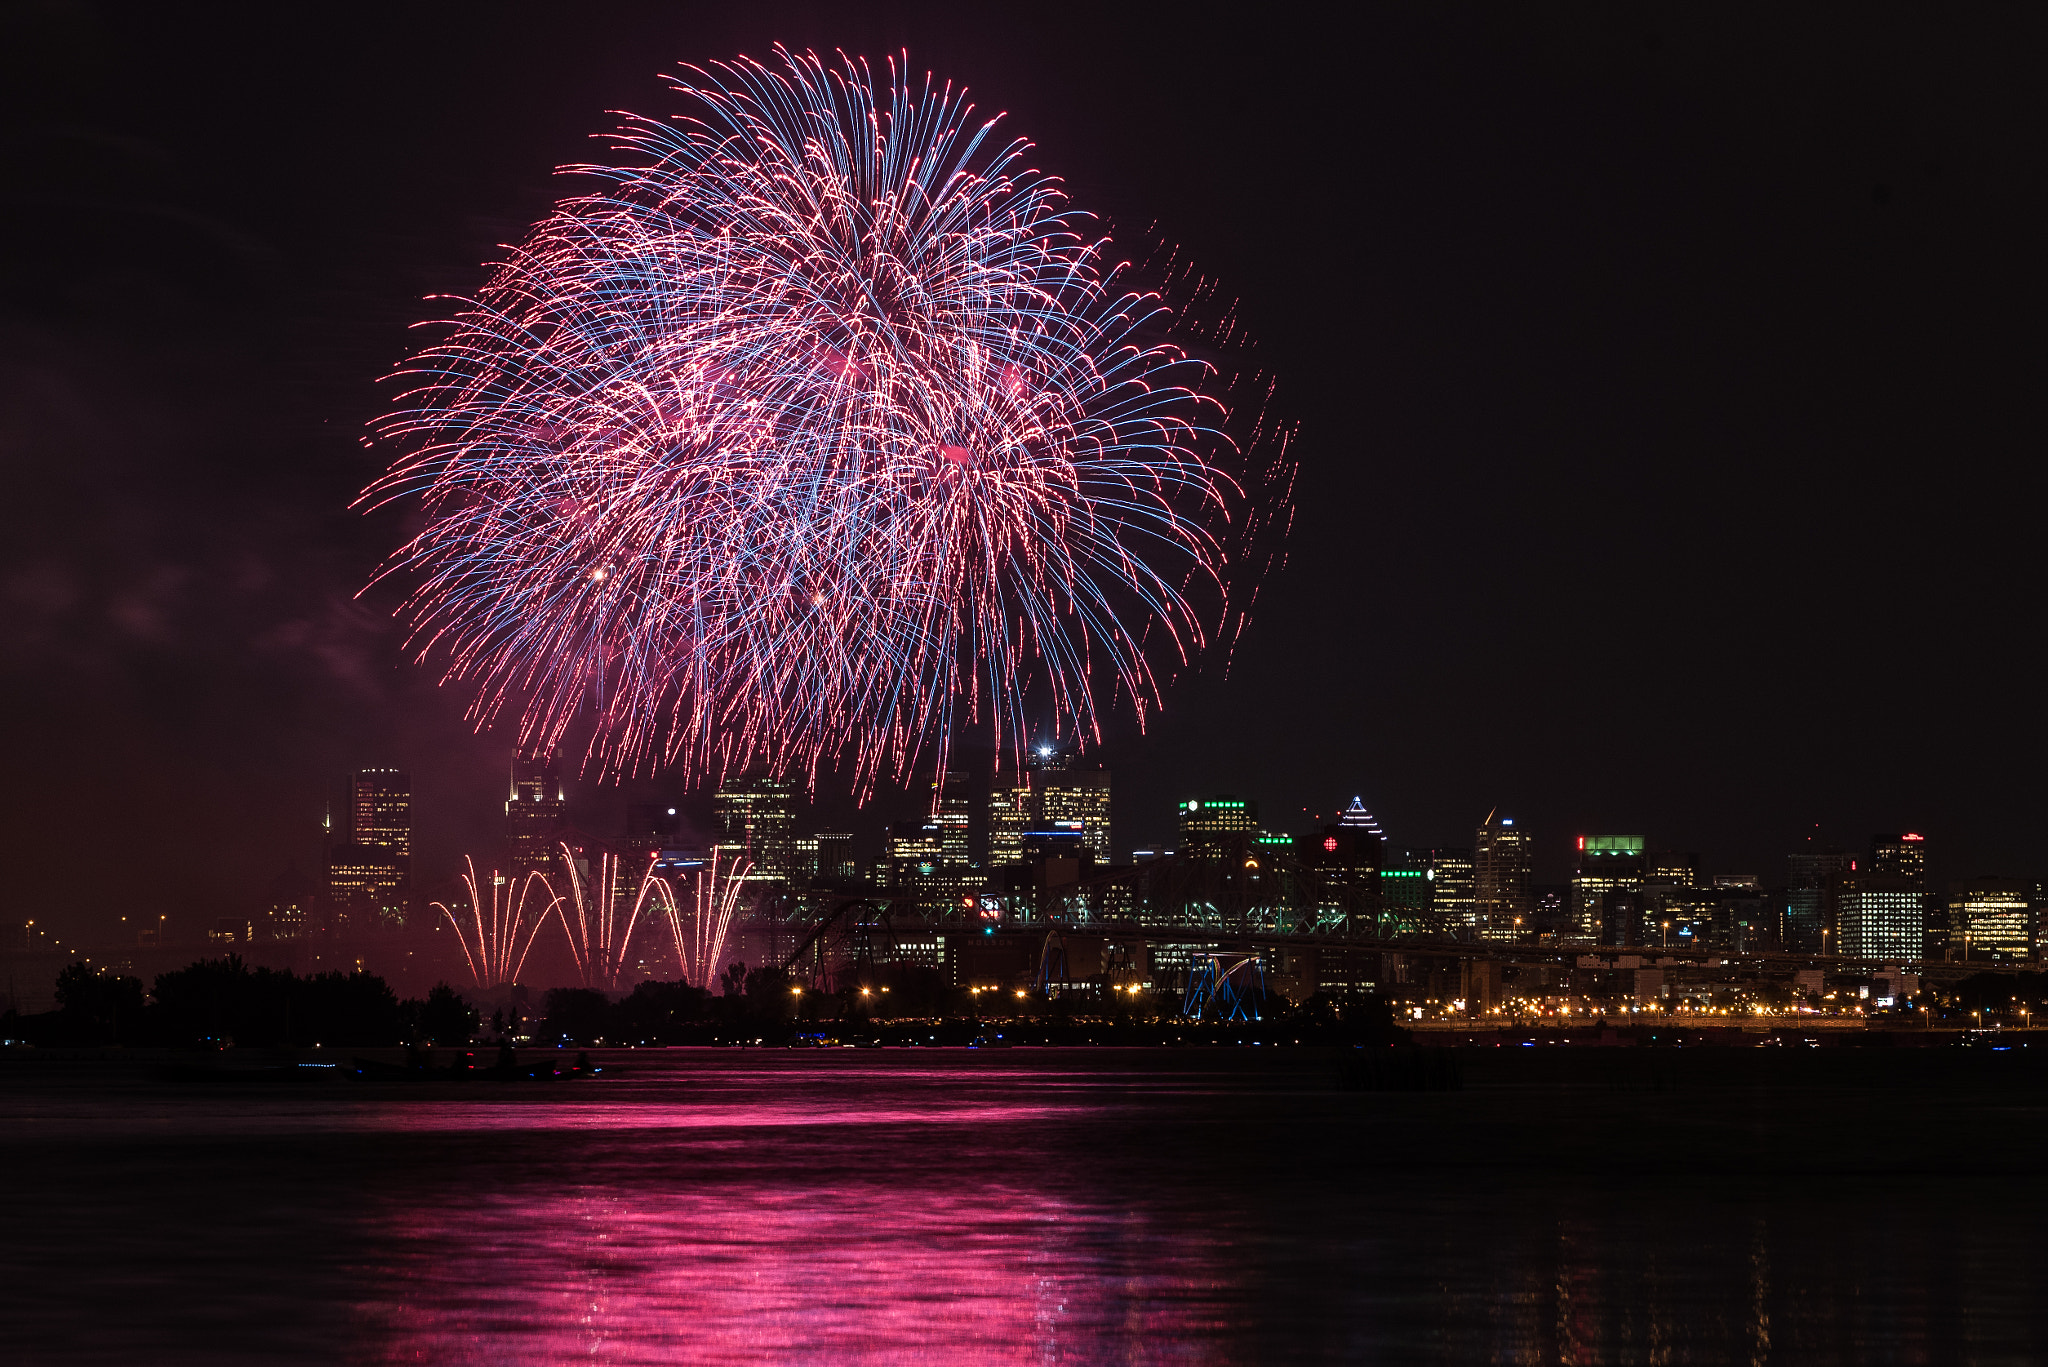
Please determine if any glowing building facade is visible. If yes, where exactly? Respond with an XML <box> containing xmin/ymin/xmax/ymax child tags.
<box><xmin>1947</xmin><ymin>879</ymin><xmax>2032</xmax><ymax>962</ymax></box>
<box><xmin>1178</xmin><ymin>797</ymin><xmax>1257</xmax><ymax>855</ymax></box>
<box><xmin>325</xmin><ymin>768</ymin><xmax>411</xmax><ymax>930</ymax></box>
<box><xmin>506</xmin><ymin>756</ymin><xmax>566</xmax><ymax>882</ymax></box>
<box><xmin>1839</xmin><ymin>877</ymin><xmax>1924</xmax><ymax>959</ymax></box>
<box><xmin>1571</xmin><ymin>835</ymin><xmax>1645</xmax><ymax>944</ymax></box>
<box><xmin>1473</xmin><ymin>812</ymin><xmax>1533</xmax><ymax>940</ymax></box>
<box><xmin>1038</xmin><ymin>769</ymin><xmax>1112</xmax><ymax>863</ymax></box>
<box><xmin>713</xmin><ymin>776</ymin><xmax>796</xmax><ymax>886</ymax></box>
<box><xmin>988</xmin><ymin>778</ymin><xmax>1033</xmax><ymax>867</ymax></box>
<box><xmin>1429</xmin><ymin>847</ymin><xmax>1476</xmax><ymax>932</ymax></box>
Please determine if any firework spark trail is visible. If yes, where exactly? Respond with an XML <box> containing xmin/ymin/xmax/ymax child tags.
<box><xmin>663</xmin><ymin>849</ymin><xmax>750</xmax><ymax>989</ymax></box>
<box><xmin>366</xmin><ymin>47</ymin><xmax>1289</xmax><ymax>791</ymax></box>
<box><xmin>431</xmin><ymin>858</ymin><xmax>557</xmax><ymax>989</ymax></box>
<box><xmin>553</xmin><ymin>842</ymin><xmax>671</xmax><ymax>991</ymax></box>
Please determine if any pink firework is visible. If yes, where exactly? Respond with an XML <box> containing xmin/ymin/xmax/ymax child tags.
<box><xmin>431</xmin><ymin>859</ymin><xmax>556</xmax><ymax>989</ymax></box>
<box><xmin>366</xmin><ymin>47</ymin><xmax>1292</xmax><ymax>792</ymax></box>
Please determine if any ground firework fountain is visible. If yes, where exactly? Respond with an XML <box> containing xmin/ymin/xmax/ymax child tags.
<box><xmin>430</xmin><ymin>858</ymin><xmax>556</xmax><ymax>990</ymax></box>
<box><xmin>662</xmin><ymin>849</ymin><xmax>750</xmax><ymax>990</ymax></box>
<box><xmin>553</xmin><ymin>842</ymin><xmax>671</xmax><ymax>991</ymax></box>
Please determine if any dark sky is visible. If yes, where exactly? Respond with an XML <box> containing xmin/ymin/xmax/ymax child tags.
<box><xmin>4</xmin><ymin>2</ymin><xmax>2044</xmax><ymax>937</ymax></box>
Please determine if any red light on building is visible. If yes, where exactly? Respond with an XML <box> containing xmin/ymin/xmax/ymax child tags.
<box><xmin>1903</xmin><ymin>832</ymin><xmax>1924</xmax><ymax>842</ymax></box>
<box><xmin>1322</xmin><ymin>836</ymin><xmax>1339</xmax><ymax>853</ymax></box>
<box><xmin>1577</xmin><ymin>836</ymin><xmax>1585</xmax><ymax>851</ymax></box>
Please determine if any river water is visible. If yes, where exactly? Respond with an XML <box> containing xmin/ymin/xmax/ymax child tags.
<box><xmin>1</xmin><ymin>1047</ymin><xmax>2043</xmax><ymax>1363</ymax></box>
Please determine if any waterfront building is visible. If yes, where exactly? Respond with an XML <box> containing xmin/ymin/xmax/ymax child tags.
<box><xmin>1473</xmin><ymin>812</ymin><xmax>1533</xmax><ymax>940</ymax></box>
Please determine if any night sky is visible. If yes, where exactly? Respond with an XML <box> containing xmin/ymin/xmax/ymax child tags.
<box><xmin>4</xmin><ymin>3</ymin><xmax>2044</xmax><ymax>936</ymax></box>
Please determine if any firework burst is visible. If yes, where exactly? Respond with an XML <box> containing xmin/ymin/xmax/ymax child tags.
<box><xmin>366</xmin><ymin>46</ymin><xmax>1291</xmax><ymax>790</ymax></box>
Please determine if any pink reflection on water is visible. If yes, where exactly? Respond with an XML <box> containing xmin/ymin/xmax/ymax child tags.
<box><xmin>359</xmin><ymin>1179</ymin><xmax>1233</xmax><ymax>1364</ymax></box>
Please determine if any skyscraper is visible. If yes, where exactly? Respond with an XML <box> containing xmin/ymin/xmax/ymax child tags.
<box><xmin>1786</xmin><ymin>837</ymin><xmax>1853</xmax><ymax>953</ymax></box>
<box><xmin>1871</xmin><ymin>832</ymin><xmax>1928</xmax><ymax>883</ymax></box>
<box><xmin>928</xmin><ymin>771</ymin><xmax>972</xmax><ymax>866</ymax></box>
<box><xmin>1571</xmin><ymin>836</ymin><xmax>1645</xmax><ymax>944</ymax></box>
<box><xmin>1946</xmin><ymin>879</ymin><xmax>2031</xmax><ymax>962</ymax></box>
<box><xmin>1338</xmin><ymin>797</ymin><xmax>1385</xmax><ymax>839</ymax></box>
<box><xmin>1177</xmin><ymin>797</ymin><xmax>1257</xmax><ymax>854</ymax></box>
<box><xmin>988</xmin><ymin>776</ymin><xmax>1033</xmax><ymax>867</ymax></box>
<box><xmin>1473</xmin><ymin>811</ymin><xmax>1533</xmax><ymax>941</ymax></box>
<box><xmin>1428</xmin><ymin>847</ymin><xmax>1476</xmax><ymax>933</ymax></box>
<box><xmin>814</xmin><ymin>832</ymin><xmax>856</xmax><ymax>883</ymax></box>
<box><xmin>1843</xmin><ymin>833</ymin><xmax>1931</xmax><ymax>959</ymax></box>
<box><xmin>326</xmin><ymin>768</ymin><xmax>411</xmax><ymax>930</ymax></box>
<box><xmin>1379</xmin><ymin>853</ymin><xmax>1432</xmax><ymax>930</ymax></box>
<box><xmin>1299</xmin><ymin>825</ymin><xmax>1382</xmax><ymax>930</ymax></box>
<box><xmin>1839</xmin><ymin>871</ymin><xmax>1923</xmax><ymax>959</ymax></box>
<box><xmin>713</xmin><ymin>776</ymin><xmax>796</xmax><ymax>885</ymax></box>
<box><xmin>1037</xmin><ymin>768</ymin><xmax>1112</xmax><ymax>863</ymax></box>
<box><xmin>506</xmin><ymin>755</ymin><xmax>566</xmax><ymax>882</ymax></box>
<box><xmin>349</xmin><ymin>769</ymin><xmax>411</xmax><ymax>871</ymax></box>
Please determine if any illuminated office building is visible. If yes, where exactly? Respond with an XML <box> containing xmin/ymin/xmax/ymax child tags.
<box><xmin>266</xmin><ymin>866</ymin><xmax>314</xmax><ymax>941</ymax></box>
<box><xmin>1571</xmin><ymin>835</ymin><xmax>1645</xmax><ymax>944</ymax></box>
<box><xmin>506</xmin><ymin>755</ymin><xmax>566</xmax><ymax>881</ymax></box>
<box><xmin>1429</xmin><ymin>847</ymin><xmax>1476</xmax><ymax>932</ymax></box>
<box><xmin>1038</xmin><ymin>769</ymin><xmax>1112</xmax><ymax>863</ymax></box>
<box><xmin>1380</xmin><ymin>858</ymin><xmax>1432</xmax><ymax>930</ymax></box>
<box><xmin>1643</xmin><ymin>852</ymin><xmax>1703</xmax><ymax>947</ymax></box>
<box><xmin>713</xmin><ymin>776</ymin><xmax>796</xmax><ymax>885</ymax></box>
<box><xmin>1865</xmin><ymin>832</ymin><xmax>1933</xmax><ymax>957</ymax></box>
<box><xmin>1177</xmin><ymin>797</ymin><xmax>1258</xmax><ymax>855</ymax></box>
<box><xmin>988</xmin><ymin>777</ymin><xmax>1033</xmax><ymax>867</ymax></box>
<box><xmin>814</xmin><ymin>832</ymin><xmax>856</xmax><ymax>883</ymax></box>
<box><xmin>1299</xmin><ymin>825</ymin><xmax>1381</xmax><ymax>928</ymax></box>
<box><xmin>326</xmin><ymin>768</ymin><xmax>411</xmax><ymax>930</ymax></box>
<box><xmin>349</xmin><ymin>769</ymin><xmax>411</xmax><ymax>870</ymax></box>
<box><xmin>1871</xmin><ymin>833</ymin><xmax>1928</xmax><ymax>885</ymax></box>
<box><xmin>326</xmin><ymin>844</ymin><xmax>406</xmax><ymax>930</ymax></box>
<box><xmin>1947</xmin><ymin>879</ymin><xmax>2032</xmax><ymax>962</ymax></box>
<box><xmin>1786</xmin><ymin>838</ymin><xmax>1853</xmax><ymax>953</ymax></box>
<box><xmin>1839</xmin><ymin>874</ymin><xmax>1924</xmax><ymax>959</ymax></box>
<box><xmin>929</xmin><ymin>771</ymin><xmax>973</xmax><ymax>866</ymax></box>
<box><xmin>1473</xmin><ymin>812</ymin><xmax>1533</xmax><ymax>940</ymax></box>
